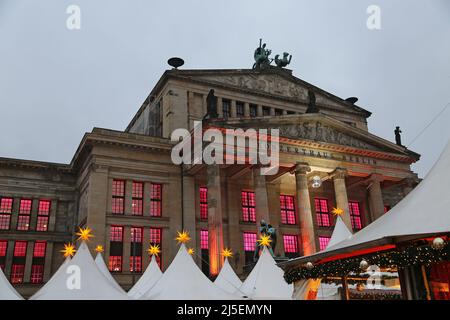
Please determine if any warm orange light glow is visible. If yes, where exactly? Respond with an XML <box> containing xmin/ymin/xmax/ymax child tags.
<box><xmin>76</xmin><ymin>227</ymin><xmax>94</xmax><ymax>241</ymax></box>
<box><xmin>61</xmin><ymin>243</ymin><xmax>76</xmax><ymax>257</ymax></box>
<box><xmin>332</xmin><ymin>207</ymin><xmax>344</xmax><ymax>216</ymax></box>
<box><xmin>147</xmin><ymin>244</ymin><xmax>161</xmax><ymax>256</ymax></box>
<box><xmin>187</xmin><ymin>247</ymin><xmax>195</xmax><ymax>255</ymax></box>
<box><xmin>257</xmin><ymin>234</ymin><xmax>272</xmax><ymax>247</ymax></box>
<box><xmin>175</xmin><ymin>231</ymin><xmax>191</xmax><ymax>244</ymax></box>
<box><xmin>221</xmin><ymin>248</ymin><xmax>233</xmax><ymax>258</ymax></box>
<box><xmin>95</xmin><ymin>245</ymin><xmax>104</xmax><ymax>253</ymax></box>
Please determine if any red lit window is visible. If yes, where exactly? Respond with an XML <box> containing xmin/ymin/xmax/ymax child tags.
<box><xmin>10</xmin><ymin>264</ymin><xmax>25</xmax><ymax>284</ymax></box>
<box><xmin>132</xmin><ymin>182</ymin><xmax>143</xmax><ymax>216</ymax></box>
<box><xmin>36</xmin><ymin>200</ymin><xmax>51</xmax><ymax>231</ymax></box>
<box><xmin>131</xmin><ymin>227</ymin><xmax>143</xmax><ymax>243</ymax></box>
<box><xmin>14</xmin><ymin>241</ymin><xmax>27</xmax><ymax>257</ymax></box>
<box><xmin>17</xmin><ymin>215</ymin><xmax>31</xmax><ymax>231</ymax></box>
<box><xmin>319</xmin><ymin>236</ymin><xmax>331</xmax><ymax>251</ymax></box>
<box><xmin>112</xmin><ymin>180</ymin><xmax>125</xmax><ymax>215</ymax></box>
<box><xmin>19</xmin><ymin>199</ymin><xmax>32</xmax><ymax>214</ymax></box>
<box><xmin>0</xmin><ymin>215</ymin><xmax>11</xmax><ymax>230</ymax></box>
<box><xmin>384</xmin><ymin>205</ymin><xmax>391</xmax><ymax>213</ymax></box>
<box><xmin>315</xmin><ymin>198</ymin><xmax>331</xmax><ymax>227</ymax></box>
<box><xmin>150</xmin><ymin>183</ymin><xmax>162</xmax><ymax>217</ymax></box>
<box><xmin>130</xmin><ymin>256</ymin><xmax>142</xmax><ymax>272</ymax></box>
<box><xmin>243</xmin><ymin>232</ymin><xmax>257</xmax><ymax>251</ymax></box>
<box><xmin>110</xmin><ymin>226</ymin><xmax>123</xmax><ymax>242</ymax></box>
<box><xmin>200</xmin><ymin>229</ymin><xmax>208</xmax><ymax>250</ymax></box>
<box><xmin>283</xmin><ymin>235</ymin><xmax>299</xmax><ymax>253</ymax></box>
<box><xmin>241</xmin><ymin>191</ymin><xmax>256</xmax><ymax>222</ymax></box>
<box><xmin>0</xmin><ymin>197</ymin><xmax>13</xmax><ymax>213</ymax></box>
<box><xmin>349</xmin><ymin>201</ymin><xmax>362</xmax><ymax>230</ymax></box>
<box><xmin>200</xmin><ymin>187</ymin><xmax>208</xmax><ymax>220</ymax></box>
<box><xmin>109</xmin><ymin>256</ymin><xmax>122</xmax><ymax>272</ymax></box>
<box><xmin>0</xmin><ymin>241</ymin><xmax>7</xmax><ymax>256</ymax></box>
<box><xmin>30</xmin><ymin>265</ymin><xmax>44</xmax><ymax>284</ymax></box>
<box><xmin>150</xmin><ymin>228</ymin><xmax>162</xmax><ymax>267</ymax></box>
<box><xmin>33</xmin><ymin>241</ymin><xmax>46</xmax><ymax>258</ymax></box>
<box><xmin>280</xmin><ymin>195</ymin><xmax>296</xmax><ymax>225</ymax></box>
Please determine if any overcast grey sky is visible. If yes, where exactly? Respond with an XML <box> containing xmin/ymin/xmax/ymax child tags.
<box><xmin>0</xmin><ymin>0</ymin><xmax>449</xmax><ymax>177</ymax></box>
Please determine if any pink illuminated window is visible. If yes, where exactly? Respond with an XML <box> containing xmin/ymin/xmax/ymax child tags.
<box><xmin>0</xmin><ymin>197</ymin><xmax>13</xmax><ymax>213</ymax></box>
<box><xmin>36</xmin><ymin>200</ymin><xmax>51</xmax><ymax>231</ymax></box>
<box><xmin>132</xmin><ymin>182</ymin><xmax>143</xmax><ymax>216</ymax></box>
<box><xmin>315</xmin><ymin>198</ymin><xmax>331</xmax><ymax>227</ymax></box>
<box><xmin>319</xmin><ymin>236</ymin><xmax>331</xmax><ymax>251</ymax></box>
<box><xmin>33</xmin><ymin>241</ymin><xmax>46</xmax><ymax>258</ymax></box>
<box><xmin>150</xmin><ymin>227</ymin><xmax>162</xmax><ymax>267</ymax></box>
<box><xmin>349</xmin><ymin>201</ymin><xmax>362</xmax><ymax>230</ymax></box>
<box><xmin>10</xmin><ymin>264</ymin><xmax>25</xmax><ymax>284</ymax></box>
<box><xmin>150</xmin><ymin>183</ymin><xmax>162</xmax><ymax>217</ymax></box>
<box><xmin>131</xmin><ymin>227</ymin><xmax>143</xmax><ymax>243</ymax></box>
<box><xmin>109</xmin><ymin>256</ymin><xmax>122</xmax><ymax>272</ymax></box>
<box><xmin>110</xmin><ymin>226</ymin><xmax>123</xmax><ymax>242</ymax></box>
<box><xmin>280</xmin><ymin>195</ymin><xmax>296</xmax><ymax>225</ymax></box>
<box><xmin>0</xmin><ymin>241</ymin><xmax>7</xmax><ymax>256</ymax></box>
<box><xmin>241</xmin><ymin>191</ymin><xmax>256</xmax><ymax>222</ymax></box>
<box><xmin>200</xmin><ymin>187</ymin><xmax>208</xmax><ymax>220</ymax></box>
<box><xmin>283</xmin><ymin>235</ymin><xmax>298</xmax><ymax>253</ymax></box>
<box><xmin>19</xmin><ymin>199</ymin><xmax>32</xmax><ymax>214</ymax></box>
<box><xmin>112</xmin><ymin>180</ymin><xmax>125</xmax><ymax>215</ymax></box>
<box><xmin>30</xmin><ymin>265</ymin><xmax>44</xmax><ymax>284</ymax></box>
<box><xmin>200</xmin><ymin>229</ymin><xmax>209</xmax><ymax>250</ymax></box>
<box><xmin>14</xmin><ymin>241</ymin><xmax>27</xmax><ymax>257</ymax></box>
<box><xmin>243</xmin><ymin>232</ymin><xmax>257</xmax><ymax>251</ymax></box>
<box><xmin>384</xmin><ymin>205</ymin><xmax>390</xmax><ymax>213</ymax></box>
<box><xmin>130</xmin><ymin>256</ymin><xmax>142</xmax><ymax>272</ymax></box>
<box><xmin>18</xmin><ymin>199</ymin><xmax>32</xmax><ymax>230</ymax></box>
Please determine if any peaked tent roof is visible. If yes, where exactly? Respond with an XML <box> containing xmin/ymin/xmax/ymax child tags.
<box><xmin>30</xmin><ymin>242</ymin><xmax>129</xmax><ymax>300</ymax></box>
<box><xmin>142</xmin><ymin>244</ymin><xmax>237</xmax><ymax>300</ymax></box>
<box><xmin>326</xmin><ymin>216</ymin><xmax>353</xmax><ymax>250</ymax></box>
<box><xmin>94</xmin><ymin>252</ymin><xmax>126</xmax><ymax>293</ymax></box>
<box><xmin>0</xmin><ymin>267</ymin><xmax>23</xmax><ymax>300</ymax></box>
<box><xmin>240</xmin><ymin>247</ymin><xmax>293</xmax><ymax>299</ymax></box>
<box><xmin>128</xmin><ymin>255</ymin><xmax>162</xmax><ymax>299</ymax></box>
<box><xmin>214</xmin><ymin>258</ymin><xmax>243</xmax><ymax>294</ymax></box>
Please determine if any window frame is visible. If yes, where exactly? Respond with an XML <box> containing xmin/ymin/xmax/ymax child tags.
<box><xmin>315</xmin><ymin>198</ymin><xmax>332</xmax><ymax>227</ymax></box>
<box><xmin>280</xmin><ymin>194</ymin><xmax>296</xmax><ymax>225</ymax></box>
<box><xmin>241</xmin><ymin>191</ymin><xmax>256</xmax><ymax>223</ymax></box>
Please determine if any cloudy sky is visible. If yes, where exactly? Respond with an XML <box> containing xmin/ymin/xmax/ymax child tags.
<box><xmin>0</xmin><ymin>0</ymin><xmax>449</xmax><ymax>177</ymax></box>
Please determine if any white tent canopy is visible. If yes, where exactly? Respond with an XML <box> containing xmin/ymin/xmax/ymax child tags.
<box><xmin>128</xmin><ymin>255</ymin><xmax>162</xmax><ymax>299</ymax></box>
<box><xmin>325</xmin><ymin>140</ymin><xmax>450</xmax><ymax>253</ymax></box>
<box><xmin>214</xmin><ymin>258</ymin><xmax>242</xmax><ymax>294</ymax></box>
<box><xmin>141</xmin><ymin>244</ymin><xmax>236</xmax><ymax>300</ymax></box>
<box><xmin>0</xmin><ymin>267</ymin><xmax>23</xmax><ymax>300</ymax></box>
<box><xmin>326</xmin><ymin>216</ymin><xmax>352</xmax><ymax>250</ymax></box>
<box><xmin>30</xmin><ymin>242</ymin><xmax>129</xmax><ymax>300</ymax></box>
<box><xmin>240</xmin><ymin>246</ymin><xmax>293</xmax><ymax>299</ymax></box>
<box><xmin>94</xmin><ymin>252</ymin><xmax>126</xmax><ymax>293</ymax></box>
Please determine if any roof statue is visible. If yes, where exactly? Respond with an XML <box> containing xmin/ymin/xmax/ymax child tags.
<box><xmin>128</xmin><ymin>255</ymin><xmax>163</xmax><ymax>299</ymax></box>
<box><xmin>253</xmin><ymin>39</ymin><xmax>292</xmax><ymax>70</ymax></box>
<box><xmin>395</xmin><ymin>126</ymin><xmax>403</xmax><ymax>146</ymax></box>
<box><xmin>253</xmin><ymin>220</ymin><xmax>277</xmax><ymax>262</ymax></box>
<box><xmin>214</xmin><ymin>257</ymin><xmax>243</xmax><ymax>294</ymax></box>
<box><xmin>0</xmin><ymin>266</ymin><xmax>23</xmax><ymax>300</ymax></box>
<box><xmin>204</xmin><ymin>89</ymin><xmax>219</xmax><ymax>120</ymax></box>
<box><xmin>305</xmin><ymin>89</ymin><xmax>320</xmax><ymax>113</ymax></box>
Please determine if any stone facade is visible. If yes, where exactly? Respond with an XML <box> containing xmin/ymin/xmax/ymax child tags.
<box><xmin>0</xmin><ymin>67</ymin><xmax>420</xmax><ymax>296</ymax></box>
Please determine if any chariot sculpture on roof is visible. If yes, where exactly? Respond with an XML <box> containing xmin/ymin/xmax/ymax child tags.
<box><xmin>253</xmin><ymin>39</ymin><xmax>292</xmax><ymax>70</ymax></box>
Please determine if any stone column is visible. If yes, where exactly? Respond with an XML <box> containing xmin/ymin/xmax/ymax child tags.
<box><xmin>142</xmin><ymin>226</ymin><xmax>151</xmax><ymax>268</ymax></box>
<box><xmin>333</xmin><ymin>168</ymin><xmax>352</xmax><ymax>231</ymax></box>
<box><xmin>217</xmin><ymin>98</ymin><xmax>223</xmax><ymax>118</ymax></box>
<box><xmin>206</xmin><ymin>165</ymin><xmax>224</xmax><ymax>276</ymax></box>
<box><xmin>292</xmin><ymin>163</ymin><xmax>316</xmax><ymax>256</ymax></box>
<box><xmin>182</xmin><ymin>175</ymin><xmax>197</xmax><ymax>256</ymax></box>
<box><xmin>244</xmin><ymin>102</ymin><xmax>250</xmax><ymax>117</ymax></box>
<box><xmin>30</xmin><ymin>199</ymin><xmax>39</xmax><ymax>230</ymax></box>
<box><xmin>253</xmin><ymin>167</ymin><xmax>270</xmax><ymax>225</ymax></box>
<box><xmin>10</xmin><ymin>198</ymin><xmax>20</xmax><ymax>230</ymax></box>
<box><xmin>124</xmin><ymin>180</ymin><xmax>133</xmax><ymax>216</ymax></box>
<box><xmin>257</xmin><ymin>104</ymin><xmax>263</xmax><ymax>117</ymax></box>
<box><xmin>368</xmin><ymin>174</ymin><xmax>385</xmax><ymax>221</ymax></box>
<box><xmin>4</xmin><ymin>240</ymin><xmax>14</xmax><ymax>278</ymax></box>
<box><xmin>267</xmin><ymin>182</ymin><xmax>282</xmax><ymax>257</ymax></box>
<box><xmin>23</xmin><ymin>241</ymin><xmax>34</xmax><ymax>282</ymax></box>
<box><xmin>270</xmin><ymin>108</ymin><xmax>275</xmax><ymax>116</ymax></box>
<box><xmin>48</xmin><ymin>199</ymin><xmax>57</xmax><ymax>231</ymax></box>
<box><xmin>43</xmin><ymin>242</ymin><xmax>54</xmax><ymax>282</ymax></box>
<box><xmin>231</xmin><ymin>100</ymin><xmax>237</xmax><ymax>118</ymax></box>
<box><xmin>122</xmin><ymin>226</ymin><xmax>131</xmax><ymax>272</ymax></box>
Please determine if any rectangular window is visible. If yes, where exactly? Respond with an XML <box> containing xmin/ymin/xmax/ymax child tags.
<box><xmin>0</xmin><ymin>241</ymin><xmax>7</xmax><ymax>271</ymax></box>
<box><xmin>109</xmin><ymin>226</ymin><xmax>123</xmax><ymax>272</ymax></box>
<box><xmin>19</xmin><ymin>199</ymin><xmax>32</xmax><ymax>214</ymax></box>
<box><xmin>262</xmin><ymin>106</ymin><xmax>271</xmax><ymax>116</ymax></box>
<box><xmin>200</xmin><ymin>187</ymin><xmax>208</xmax><ymax>220</ymax></box>
<box><xmin>108</xmin><ymin>256</ymin><xmax>122</xmax><ymax>273</ymax></box>
<box><xmin>200</xmin><ymin>229</ymin><xmax>209</xmax><ymax>250</ymax></box>
<box><xmin>249</xmin><ymin>104</ymin><xmax>257</xmax><ymax>117</ymax></box>
<box><xmin>236</xmin><ymin>102</ymin><xmax>244</xmax><ymax>117</ymax></box>
<box><xmin>349</xmin><ymin>201</ymin><xmax>362</xmax><ymax>230</ymax></box>
<box><xmin>112</xmin><ymin>180</ymin><xmax>125</xmax><ymax>215</ymax></box>
<box><xmin>14</xmin><ymin>241</ymin><xmax>27</xmax><ymax>257</ymax></box>
<box><xmin>280</xmin><ymin>195</ymin><xmax>296</xmax><ymax>225</ymax></box>
<box><xmin>243</xmin><ymin>232</ymin><xmax>257</xmax><ymax>265</ymax></box>
<box><xmin>10</xmin><ymin>264</ymin><xmax>25</xmax><ymax>284</ymax></box>
<box><xmin>130</xmin><ymin>256</ymin><xmax>142</xmax><ymax>273</ymax></box>
<box><xmin>315</xmin><ymin>198</ymin><xmax>331</xmax><ymax>227</ymax></box>
<box><xmin>33</xmin><ymin>241</ymin><xmax>46</xmax><ymax>258</ymax></box>
<box><xmin>36</xmin><ymin>200</ymin><xmax>51</xmax><ymax>231</ymax></box>
<box><xmin>130</xmin><ymin>227</ymin><xmax>143</xmax><ymax>272</ymax></box>
<box><xmin>150</xmin><ymin>227</ymin><xmax>162</xmax><ymax>268</ymax></box>
<box><xmin>150</xmin><ymin>183</ymin><xmax>162</xmax><ymax>217</ymax></box>
<box><xmin>283</xmin><ymin>235</ymin><xmax>299</xmax><ymax>258</ymax></box>
<box><xmin>110</xmin><ymin>226</ymin><xmax>123</xmax><ymax>242</ymax></box>
<box><xmin>241</xmin><ymin>191</ymin><xmax>256</xmax><ymax>222</ymax></box>
<box><xmin>275</xmin><ymin>108</ymin><xmax>283</xmax><ymax>116</ymax></box>
<box><xmin>31</xmin><ymin>241</ymin><xmax>46</xmax><ymax>284</ymax></box>
<box><xmin>0</xmin><ymin>197</ymin><xmax>13</xmax><ymax>230</ymax></box>
<box><xmin>222</xmin><ymin>99</ymin><xmax>231</xmax><ymax>119</ymax></box>
<box><xmin>17</xmin><ymin>199</ymin><xmax>32</xmax><ymax>231</ymax></box>
<box><xmin>132</xmin><ymin>181</ymin><xmax>143</xmax><ymax>216</ymax></box>
<box><xmin>30</xmin><ymin>265</ymin><xmax>44</xmax><ymax>284</ymax></box>
<box><xmin>319</xmin><ymin>236</ymin><xmax>331</xmax><ymax>251</ymax></box>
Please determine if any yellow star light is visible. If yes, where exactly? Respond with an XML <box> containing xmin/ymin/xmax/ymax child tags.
<box><xmin>61</xmin><ymin>243</ymin><xmax>76</xmax><ymax>258</ymax></box>
<box><xmin>95</xmin><ymin>245</ymin><xmax>104</xmax><ymax>253</ymax></box>
<box><xmin>332</xmin><ymin>207</ymin><xmax>344</xmax><ymax>216</ymax></box>
<box><xmin>147</xmin><ymin>244</ymin><xmax>161</xmax><ymax>256</ymax></box>
<box><xmin>175</xmin><ymin>230</ymin><xmax>191</xmax><ymax>244</ymax></box>
<box><xmin>76</xmin><ymin>227</ymin><xmax>94</xmax><ymax>241</ymax></box>
<box><xmin>188</xmin><ymin>247</ymin><xmax>195</xmax><ymax>255</ymax></box>
<box><xmin>221</xmin><ymin>248</ymin><xmax>233</xmax><ymax>258</ymax></box>
<box><xmin>257</xmin><ymin>234</ymin><xmax>272</xmax><ymax>247</ymax></box>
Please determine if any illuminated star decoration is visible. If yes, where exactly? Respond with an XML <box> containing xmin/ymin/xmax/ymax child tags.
<box><xmin>76</xmin><ymin>227</ymin><xmax>94</xmax><ymax>241</ymax></box>
<box><xmin>147</xmin><ymin>244</ymin><xmax>161</xmax><ymax>256</ymax></box>
<box><xmin>187</xmin><ymin>248</ymin><xmax>195</xmax><ymax>255</ymax></box>
<box><xmin>95</xmin><ymin>245</ymin><xmax>104</xmax><ymax>253</ymax></box>
<box><xmin>61</xmin><ymin>243</ymin><xmax>76</xmax><ymax>257</ymax></box>
<box><xmin>332</xmin><ymin>207</ymin><xmax>344</xmax><ymax>216</ymax></box>
<box><xmin>257</xmin><ymin>234</ymin><xmax>272</xmax><ymax>247</ymax></box>
<box><xmin>175</xmin><ymin>230</ymin><xmax>191</xmax><ymax>244</ymax></box>
<box><xmin>221</xmin><ymin>248</ymin><xmax>233</xmax><ymax>258</ymax></box>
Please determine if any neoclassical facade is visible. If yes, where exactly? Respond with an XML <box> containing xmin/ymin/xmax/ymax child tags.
<box><xmin>0</xmin><ymin>66</ymin><xmax>420</xmax><ymax>296</ymax></box>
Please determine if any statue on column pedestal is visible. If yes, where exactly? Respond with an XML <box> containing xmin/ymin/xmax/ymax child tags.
<box><xmin>253</xmin><ymin>220</ymin><xmax>277</xmax><ymax>262</ymax></box>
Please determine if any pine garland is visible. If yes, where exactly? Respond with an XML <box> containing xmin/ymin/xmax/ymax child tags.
<box><xmin>284</xmin><ymin>242</ymin><xmax>449</xmax><ymax>284</ymax></box>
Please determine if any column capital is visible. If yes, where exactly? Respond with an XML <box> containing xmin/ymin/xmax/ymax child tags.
<box><xmin>291</xmin><ymin>162</ymin><xmax>311</xmax><ymax>175</ymax></box>
<box><xmin>332</xmin><ymin>167</ymin><xmax>348</xmax><ymax>179</ymax></box>
<box><xmin>369</xmin><ymin>173</ymin><xmax>384</xmax><ymax>183</ymax></box>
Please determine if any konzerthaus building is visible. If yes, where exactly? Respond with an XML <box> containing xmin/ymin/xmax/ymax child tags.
<box><xmin>0</xmin><ymin>60</ymin><xmax>420</xmax><ymax>296</ymax></box>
